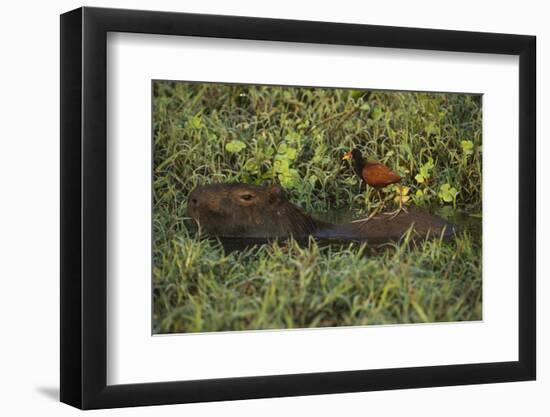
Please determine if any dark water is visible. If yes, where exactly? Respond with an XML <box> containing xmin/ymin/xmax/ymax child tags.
<box><xmin>433</xmin><ymin>207</ymin><xmax>482</xmax><ymax>241</ymax></box>
<box><xmin>210</xmin><ymin>207</ymin><xmax>482</xmax><ymax>253</ymax></box>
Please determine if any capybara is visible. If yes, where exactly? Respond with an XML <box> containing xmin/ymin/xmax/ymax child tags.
<box><xmin>187</xmin><ymin>183</ymin><xmax>455</xmax><ymax>242</ymax></box>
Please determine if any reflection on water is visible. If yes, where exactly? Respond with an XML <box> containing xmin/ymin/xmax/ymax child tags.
<box><xmin>433</xmin><ymin>206</ymin><xmax>482</xmax><ymax>241</ymax></box>
<box><xmin>312</xmin><ymin>208</ymin><xmax>359</xmax><ymax>224</ymax></box>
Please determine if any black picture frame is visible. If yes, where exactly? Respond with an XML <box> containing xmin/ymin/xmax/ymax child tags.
<box><xmin>60</xmin><ymin>6</ymin><xmax>536</xmax><ymax>410</ymax></box>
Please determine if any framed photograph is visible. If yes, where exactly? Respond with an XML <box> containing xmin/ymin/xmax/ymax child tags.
<box><xmin>60</xmin><ymin>6</ymin><xmax>536</xmax><ymax>409</ymax></box>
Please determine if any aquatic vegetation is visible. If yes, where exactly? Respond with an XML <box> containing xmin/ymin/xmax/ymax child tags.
<box><xmin>152</xmin><ymin>82</ymin><xmax>482</xmax><ymax>333</ymax></box>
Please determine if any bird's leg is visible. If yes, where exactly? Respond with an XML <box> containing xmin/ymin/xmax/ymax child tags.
<box><xmin>352</xmin><ymin>207</ymin><xmax>380</xmax><ymax>223</ymax></box>
<box><xmin>387</xmin><ymin>185</ymin><xmax>408</xmax><ymax>219</ymax></box>
<box><xmin>364</xmin><ymin>189</ymin><xmax>383</xmax><ymax>220</ymax></box>
<box><xmin>399</xmin><ymin>185</ymin><xmax>408</xmax><ymax>214</ymax></box>
<box><xmin>377</xmin><ymin>189</ymin><xmax>386</xmax><ymax>213</ymax></box>
<box><xmin>352</xmin><ymin>187</ymin><xmax>380</xmax><ymax>223</ymax></box>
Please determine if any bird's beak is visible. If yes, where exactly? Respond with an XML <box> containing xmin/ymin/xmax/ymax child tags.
<box><xmin>342</xmin><ymin>152</ymin><xmax>352</xmax><ymax>161</ymax></box>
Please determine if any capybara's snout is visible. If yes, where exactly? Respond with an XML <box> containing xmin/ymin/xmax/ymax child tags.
<box><xmin>187</xmin><ymin>188</ymin><xmax>204</xmax><ymax>218</ymax></box>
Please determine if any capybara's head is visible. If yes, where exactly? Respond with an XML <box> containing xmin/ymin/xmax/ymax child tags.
<box><xmin>187</xmin><ymin>183</ymin><xmax>318</xmax><ymax>238</ymax></box>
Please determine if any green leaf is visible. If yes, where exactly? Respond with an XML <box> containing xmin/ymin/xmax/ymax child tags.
<box><xmin>417</xmin><ymin>157</ymin><xmax>434</xmax><ymax>181</ymax></box>
<box><xmin>285</xmin><ymin>132</ymin><xmax>301</xmax><ymax>143</ymax></box>
<box><xmin>244</xmin><ymin>160</ymin><xmax>259</xmax><ymax>173</ymax></box>
<box><xmin>415</xmin><ymin>173</ymin><xmax>425</xmax><ymax>184</ymax></box>
<box><xmin>351</xmin><ymin>90</ymin><xmax>364</xmax><ymax>100</ymax></box>
<box><xmin>371</xmin><ymin>106</ymin><xmax>383</xmax><ymax>121</ymax></box>
<box><xmin>438</xmin><ymin>183</ymin><xmax>458</xmax><ymax>203</ymax></box>
<box><xmin>278</xmin><ymin>169</ymin><xmax>300</xmax><ymax>188</ymax></box>
<box><xmin>225</xmin><ymin>140</ymin><xmax>246</xmax><ymax>153</ymax></box>
<box><xmin>280</xmin><ymin>160</ymin><xmax>290</xmax><ymax>174</ymax></box>
<box><xmin>285</xmin><ymin>147</ymin><xmax>297</xmax><ymax>160</ymax></box>
<box><xmin>261</xmin><ymin>171</ymin><xmax>275</xmax><ymax>180</ymax></box>
<box><xmin>190</xmin><ymin>114</ymin><xmax>203</xmax><ymax>129</ymax></box>
<box><xmin>441</xmin><ymin>193</ymin><xmax>453</xmax><ymax>203</ymax></box>
<box><xmin>461</xmin><ymin>140</ymin><xmax>474</xmax><ymax>155</ymax></box>
<box><xmin>274</xmin><ymin>158</ymin><xmax>290</xmax><ymax>174</ymax></box>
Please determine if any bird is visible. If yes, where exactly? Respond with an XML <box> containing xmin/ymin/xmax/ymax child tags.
<box><xmin>342</xmin><ymin>148</ymin><xmax>406</xmax><ymax>220</ymax></box>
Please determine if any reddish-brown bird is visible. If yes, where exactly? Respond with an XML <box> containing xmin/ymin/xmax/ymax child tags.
<box><xmin>343</xmin><ymin>148</ymin><xmax>405</xmax><ymax>219</ymax></box>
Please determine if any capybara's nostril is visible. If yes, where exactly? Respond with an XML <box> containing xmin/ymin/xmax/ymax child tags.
<box><xmin>191</xmin><ymin>198</ymin><xmax>198</xmax><ymax>206</ymax></box>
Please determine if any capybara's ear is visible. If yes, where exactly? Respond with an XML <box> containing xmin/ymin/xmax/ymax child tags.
<box><xmin>268</xmin><ymin>184</ymin><xmax>282</xmax><ymax>203</ymax></box>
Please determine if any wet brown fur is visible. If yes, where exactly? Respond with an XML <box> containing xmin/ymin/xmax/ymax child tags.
<box><xmin>187</xmin><ymin>183</ymin><xmax>455</xmax><ymax>241</ymax></box>
<box><xmin>187</xmin><ymin>183</ymin><xmax>323</xmax><ymax>238</ymax></box>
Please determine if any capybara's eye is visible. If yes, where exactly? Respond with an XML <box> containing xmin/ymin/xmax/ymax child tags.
<box><xmin>240</xmin><ymin>194</ymin><xmax>254</xmax><ymax>201</ymax></box>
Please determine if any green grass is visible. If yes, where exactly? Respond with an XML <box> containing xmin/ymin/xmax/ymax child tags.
<box><xmin>152</xmin><ymin>81</ymin><xmax>482</xmax><ymax>333</ymax></box>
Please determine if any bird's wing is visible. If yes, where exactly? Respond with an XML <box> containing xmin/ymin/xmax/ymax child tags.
<box><xmin>363</xmin><ymin>163</ymin><xmax>402</xmax><ymax>186</ymax></box>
